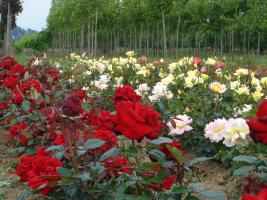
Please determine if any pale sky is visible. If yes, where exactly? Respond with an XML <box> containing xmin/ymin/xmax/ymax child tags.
<box><xmin>17</xmin><ymin>0</ymin><xmax>52</xmax><ymax>31</ymax></box>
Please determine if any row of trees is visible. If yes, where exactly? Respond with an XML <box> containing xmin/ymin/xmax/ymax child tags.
<box><xmin>19</xmin><ymin>0</ymin><xmax>267</xmax><ymax>57</ymax></box>
<box><xmin>0</xmin><ymin>0</ymin><xmax>22</xmax><ymax>55</ymax></box>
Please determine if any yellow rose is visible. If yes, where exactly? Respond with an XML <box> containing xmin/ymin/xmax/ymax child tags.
<box><xmin>252</xmin><ymin>91</ymin><xmax>263</xmax><ymax>101</ymax></box>
<box><xmin>209</xmin><ymin>82</ymin><xmax>227</xmax><ymax>94</ymax></box>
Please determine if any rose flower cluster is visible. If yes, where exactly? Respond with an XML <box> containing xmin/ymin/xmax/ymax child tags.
<box><xmin>247</xmin><ymin>99</ymin><xmax>267</xmax><ymax>144</ymax></box>
<box><xmin>0</xmin><ymin>57</ymin><xmax>187</xmax><ymax>197</ymax></box>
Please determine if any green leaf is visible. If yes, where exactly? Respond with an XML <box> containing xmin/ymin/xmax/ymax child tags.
<box><xmin>233</xmin><ymin>155</ymin><xmax>258</xmax><ymax>164</ymax></box>
<box><xmin>166</xmin><ymin>144</ymin><xmax>184</xmax><ymax>163</ymax></box>
<box><xmin>189</xmin><ymin>156</ymin><xmax>214</xmax><ymax>166</ymax></box>
<box><xmin>16</xmin><ymin>190</ymin><xmax>32</xmax><ymax>200</ymax></box>
<box><xmin>185</xmin><ymin>196</ymin><xmax>199</xmax><ymax>200</ymax></box>
<box><xmin>57</xmin><ymin>167</ymin><xmax>73</xmax><ymax>177</ymax></box>
<box><xmin>83</xmin><ymin>139</ymin><xmax>105</xmax><ymax>150</ymax></box>
<box><xmin>22</xmin><ymin>101</ymin><xmax>31</xmax><ymax>112</ymax></box>
<box><xmin>81</xmin><ymin>102</ymin><xmax>91</xmax><ymax>112</ymax></box>
<box><xmin>149</xmin><ymin>149</ymin><xmax>166</xmax><ymax>161</ymax></box>
<box><xmin>151</xmin><ymin>137</ymin><xmax>173</xmax><ymax>145</ymax></box>
<box><xmin>27</xmin><ymin>114</ymin><xmax>38</xmax><ymax>121</ymax></box>
<box><xmin>233</xmin><ymin>166</ymin><xmax>254</xmax><ymax>176</ymax></box>
<box><xmin>55</xmin><ymin>89</ymin><xmax>67</xmax><ymax>98</ymax></box>
<box><xmin>198</xmin><ymin>190</ymin><xmax>227</xmax><ymax>200</ymax></box>
<box><xmin>172</xmin><ymin>186</ymin><xmax>192</xmax><ymax>193</ymax></box>
<box><xmin>77</xmin><ymin>150</ymin><xmax>87</xmax><ymax>157</ymax></box>
<box><xmin>73</xmin><ymin>173</ymin><xmax>91</xmax><ymax>182</ymax></box>
<box><xmin>100</xmin><ymin>147</ymin><xmax>120</xmax><ymax>161</ymax></box>
<box><xmin>20</xmin><ymin>130</ymin><xmax>32</xmax><ymax>139</ymax></box>
<box><xmin>46</xmin><ymin>145</ymin><xmax>65</xmax><ymax>152</ymax></box>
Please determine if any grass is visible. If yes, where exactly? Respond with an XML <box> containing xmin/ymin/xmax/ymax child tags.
<box><xmin>14</xmin><ymin>51</ymin><xmax>267</xmax><ymax>69</ymax></box>
<box><xmin>14</xmin><ymin>54</ymin><xmax>33</xmax><ymax>65</ymax></box>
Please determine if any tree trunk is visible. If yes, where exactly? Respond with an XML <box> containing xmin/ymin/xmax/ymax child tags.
<box><xmin>257</xmin><ymin>31</ymin><xmax>261</xmax><ymax>55</ymax></box>
<box><xmin>4</xmin><ymin>2</ymin><xmax>11</xmax><ymax>56</ymax></box>
<box><xmin>220</xmin><ymin>24</ymin><xmax>224</xmax><ymax>55</ymax></box>
<box><xmin>176</xmin><ymin>14</ymin><xmax>181</xmax><ymax>56</ymax></box>
<box><xmin>162</xmin><ymin>9</ymin><xmax>167</xmax><ymax>57</ymax></box>
<box><xmin>139</xmin><ymin>24</ymin><xmax>143</xmax><ymax>54</ymax></box>
<box><xmin>94</xmin><ymin>0</ymin><xmax>98</xmax><ymax>56</ymax></box>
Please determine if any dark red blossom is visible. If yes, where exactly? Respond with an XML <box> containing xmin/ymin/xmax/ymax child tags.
<box><xmin>62</xmin><ymin>96</ymin><xmax>83</xmax><ymax>117</ymax></box>
<box><xmin>103</xmin><ymin>157</ymin><xmax>132</xmax><ymax>177</ymax></box>
<box><xmin>84</xmin><ymin>110</ymin><xmax>114</xmax><ymax>130</ymax></box>
<box><xmin>247</xmin><ymin>100</ymin><xmax>267</xmax><ymax>144</ymax></box>
<box><xmin>112</xmin><ymin>85</ymin><xmax>141</xmax><ymax>103</ymax></box>
<box><xmin>71</xmin><ymin>88</ymin><xmax>87</xmax><ymax>99</ymax></box>
<box><xmin>3</xmin><ymin>76</ymin><xmax>19</xmax><ymax>88</ymax></box>
<box><xmin>15</xmin><ymin>148</ymin><xmax>62</xmax><ymax>196</ymax></box>
<box><xmin>44</xmin><ymin>67</ymin><xmax>60</xmax><ymax>83</ymax></box>
<box><xmin>114</xmin><ymin>101</ymin><xmax>162</xmax><ymax>140</ymax></box>
<box><xmin>1</xmin><ymin>56</ymin><xmax>17</xmax><ymax>70</ymax></box>
<box><xmin>242</xmin><ymin>187</ymin><xmax>267</xmax><ymax>200</ymax></box>
<box><xmin>0</xmin><ymin>71</ymin><xmax>7</xmax><ymax>84</ymax></box>
<box><xmin>10</xmin><ymin>64</ymin><xmax>27</xmax><ymax>76</ymax></box>
<box><xmin>25</xmin><ymin>79</ymin><xmax>42</xmax><ymax>93</ymax></box>
<box><xmin>9</xmin><ymin>122</ymin><xmax>30</xmax><ymax>145</ymax></box>
<box><xmin>90</xmin><ymin>129</ymin><xmax>117</xmax><ymax>152</ymax></box>
<box><xmin>53</xmin><ymin>134</ymin><xmax>66</xmax><ymax>146</ymax></box>
<box><xmin>161</xmin><ymin>175</ymin><xmax>175</xmax><ymax>190</ymax></box>
<box><xmin>9</xmin><ymin>85</ymin><xmax>25</xmax><ymax>104</ymax></box>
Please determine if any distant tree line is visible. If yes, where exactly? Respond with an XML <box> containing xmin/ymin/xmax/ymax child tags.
<box><xmin>0</xmin><ymin>0</ymin><xmax>22</xmax><ymax>54</ymax></box>
<box><xmin>17</xmin><ymin>0</ymin><xmax>267</xmax><ymax>57</ymax></box>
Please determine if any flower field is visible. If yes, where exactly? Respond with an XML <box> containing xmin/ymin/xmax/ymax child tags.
<box><xmin>0</xmin><ymin>52</ymin><xmax>267</xmax><ymax>199</ymax></box>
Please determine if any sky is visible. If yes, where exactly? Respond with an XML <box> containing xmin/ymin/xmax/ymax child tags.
<box><xmin>17</xmin><ymin>0</ymin><xmax>52</xmax><ymax>31</ymax></box>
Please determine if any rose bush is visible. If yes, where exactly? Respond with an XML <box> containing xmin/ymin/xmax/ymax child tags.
<box><xmin>1</xmin><ymin>53</ymin><xmax>267</xmax><ymax>199</ymax></box>
<box><xmin>0</xmin><ymin>56</ymin><xmax>228</xmax><ymax>199</ymax></box>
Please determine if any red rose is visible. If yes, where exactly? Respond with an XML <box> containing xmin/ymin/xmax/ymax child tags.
<box><xmin>112</xmin><ymin>85</ymin><xmax>141</xmax><ymax>103</ymax></box>
<box><xmin>9</xmin><ymin>85</ymin><xmax>25</xmax><ymax>104</ymax></box>
<box><xmin>242</xmin><ymin>188</ymin><xmax>267</xmax><ymax>200</ymax></box>
<box><xmin>15</xmin><ymin>148</ymin><xmax>62</xmax><ymax>196</ymax></box>
<box><xmin>15</xmin><ymin>155</ymin><xmax>34</xmax><ymax>182</ymax></box>
<box><xmin>9</xmin><ymin>122</ymin><xmax>29</xmax><ymax>145</ymax></box>
<box><xmin>0</xmin><ymin>102</ymin><xmax>8</xmax><ymax>112</ymax></box>
<box><xmin>3</xmin><ymin>76</ymin><xmax>19</xmax><ymax>88</ymax></box>
<box><xmin>114</xmin><ymin>101</ymin><xmax>162</xmax><ymax>140</ymax></box>
<box><xmin>40</xmin><ymin>108</ymin><xmax>54</xmax><ymax>122</ymax></box>
<box><xmin>53</xmin><ymin>133</ymin><xmax>66</xmax><ymax>146</ymax></box>
<box><xmin>25</xmin><ymin>79</ymin><xmax>42</xmax><ymax>93</ymax></box>
<box><xmin>161</xmin><ymin>175</ymin><xmax>175</xmax><ymax>190</ymax></box>
<box><xmin>193</xmin><ymin>57</ymin><xmax>201</xmax><ymax>66</ymax></box>
<box><xmin>44</xmin><ymin>67</ymin><xmax>60</xmax><ymax>83</ymax></box>
<box><xmin>103</xmin><ymin>157</ymin><xmax>132</xmax><ymax>177</ymax></box>
<box><xmin>160</xmin><ymin>141</ymin><xmax>186</xmax><ymax>161</ymax></box>
<box><xmin>90</xmin><ymin>129</ymin><xmax>117</xmax><ymax>152</ymax></box>
<box><xmin>1</xmin><ymin>57</ymin><xmax>17</xmax><ymax>70</ymax></box>
<box><xmin>62</xmin><ymin>96</ymin><xmax>83</xmax><ymax>117</ymax></box>
<box><xmin>84</xmin><ymin>110</ymin><xmax>114</xmax><ymax>131</ymax></box>
<box><xmin>10</xmin><ymin>64</ymin><xmax>27</xmax><ymax>77</ymax></box>
<box><xmin>0</xmin><ymin>71</ymin><xmax>7</xmax><ymax>84</ymax></box>
<box><xmin>247</xmin><ymin>100</ymin><xmax>267</xmax><ymax>144</ymax></box>
<box><xmin>256</xmin><ymin>100</ymin><xmax>267</xmax><ymax>122</ymax></box>
<box><xmin>70</xmin><ymin>88</ymin><xmax>87</xmax><ymax>99</ymax></box>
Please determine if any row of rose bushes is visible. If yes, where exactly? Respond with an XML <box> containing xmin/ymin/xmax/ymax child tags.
<box><xmin>46</xmin><ymin>53</ymin><xmax>267</xmax><ymax>158</ymax></box>
<box><xmin>0</xmin><ymin>54</ymin><xmax>266</xmax><ymax>199</ymax></box>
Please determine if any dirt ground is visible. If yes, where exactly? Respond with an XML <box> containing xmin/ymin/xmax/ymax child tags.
<box><xmin>186</xmin><ymin>153</ymin><xmax>240</xmax><ymax>199</ymax></box>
